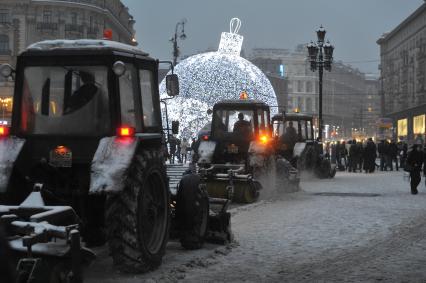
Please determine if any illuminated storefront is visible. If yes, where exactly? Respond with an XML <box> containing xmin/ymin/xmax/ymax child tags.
<box><xmin>397</xmin><ymin>118</ymin><xmax>408</xmax><ymax>138</ymax></box>
<box><xmin>413</xmin><ymin>114</ymin><xmax>425</xmax><ymax>135</ymax></box>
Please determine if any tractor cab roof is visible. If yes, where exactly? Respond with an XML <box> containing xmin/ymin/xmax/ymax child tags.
<box><xmin>213</xmin><ymin>99</ymin><xmax>269</xmax><ymax>111</ymax></box>
<box><xmin>21</xmin><ymin>39</ymin><xmax>151</xmax><ymax>59</ymax></box>
<box><xmin>272</xmin><ymin>113</ymin><xmax>313</xmax><ymax>122</ymax></box>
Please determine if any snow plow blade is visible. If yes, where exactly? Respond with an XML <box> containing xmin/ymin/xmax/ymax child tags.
<box><xmin>199</xmin><ymin>164</ymin><xmax>261</xmax><ymax>204</ymax></box>
<box><xmin>206</xmin><ymin>197</ymin><xmax>233</xmax><ymax>244</ymax></box>
<box><xmin>205</xmin><ymin>178</ymin><xmax>260</xmax><ymax>203</ymax></box>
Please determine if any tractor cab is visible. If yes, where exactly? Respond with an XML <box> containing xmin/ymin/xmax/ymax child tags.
<box><xmin>206</xmin><ymin>99</ymin><xmax>271</xmax><ymax>165</ymax></box>
<box><xmin>272</xmin><ymin>113</ymin><xmax>336</xmax><ymax>179</ymax></box>
<box><xmin>272</xmin><ymin>113</ymin><xmax>315</xmax><ymax>160</ymax></box>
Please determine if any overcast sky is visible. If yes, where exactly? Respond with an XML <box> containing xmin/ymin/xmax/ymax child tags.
<box><xmin>122</xmin><ymin>0</ymin><xmax>424</xmax><ymax>74</ymax></box>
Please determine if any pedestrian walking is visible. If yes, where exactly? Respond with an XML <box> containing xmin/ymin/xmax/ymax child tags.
<box><xmin>169</xmin><ymin>135</ymin><xmax>177</xmax><ymax>164</ymax></box>
<box><xmin>190</xmin><ymin>137</ymin><xmax>200</xmax><ymax>164</ymax></box>
<box><xmin>378</xmin><ymin>140</ymin><xmax>387</xmax><ymax>171</ymax></box>
<box><xmin>405</xmin><ymin>144</ymin><xmax>424</xmax><ymax>195</ymax></box>
<box><xmin>357</xmin><ymin>141</ymin><xmax>364</xmax><ymax>172</ymax></box>
<box><xmin>388</xmin><ymin>140</ymin><xmax>399</xmax><ymax>171</ymax></box>
<box><xmin>180</xmin><ymin>138</ymin><xmax>189</xmax><ymax>164</ymax></box>
<box><xmin>400</xmin><ymin>143</ymin><xmax>408</xmax><ymax>169</ymax></box>
<box><xmin>363</xmin><ymin>138</ymin><xmax>377</xmax><ymax>173</ymax></box>
<box><xmin>349</xmin><ymin>139</ymin><xmax>359</xmax><ymax>172</ymax></box>
<box><xmin>176</xmin><ymin>137</ymin><xmax>182</xmax><ymax>163</ymax></box>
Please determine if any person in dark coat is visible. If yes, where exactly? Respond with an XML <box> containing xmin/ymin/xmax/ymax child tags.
<box><xmin>349</xmin><ymin>139</ymin><xmax>359</xmax><ymax>172</ymax></box>
<box><xmin>400</xmin><ymin>143</ymin><xmax>408</xmax><ymax>169</ymax></box>
<box><xmin>388</xmin><ymin>140</ymin><xmax>399</xmax><ymax>171</ymax></box>
<box><xmin>377</xmin><ymin>140</ymin><xmax>387</xmax><ymax>171</ymax></box>
<box><xmin>357</xmin><ymin>141</ymin><xmax>364</xmax><ymax>172</ymax></box>
<box><xmin>169</xmin><ymin>135</ymin><xmax>177</xmax><ymax>164</ymax></box>
<box><xmin>406</xmin><ymin>144</ymin><xmax>424</xmax><ymax>194</ymax></box>
<box><xmin>363</xmin><ymin>138</ymin><xmax>377</xmax><ymax>173</ymax></box>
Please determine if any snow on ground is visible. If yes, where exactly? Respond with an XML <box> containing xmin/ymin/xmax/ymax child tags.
<box><xmin>86</xmin><ymin>170</ymin><xmax>426</xmax><ymax>282</ymax></box>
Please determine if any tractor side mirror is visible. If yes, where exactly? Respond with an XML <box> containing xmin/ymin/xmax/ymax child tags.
<box><xmin>166</xmin><ymin>74</ymin><xmax>179</xmax><ymax>97</ymax></box>
<box><xmin>172</xmin><ymin>120</ymin><xmax>179</xmax><ymax>134</ymax></box>
<box><xmin>0</xmin><ymin>64</ymin><xmax>15</xmax><ymax>80</ymax></box>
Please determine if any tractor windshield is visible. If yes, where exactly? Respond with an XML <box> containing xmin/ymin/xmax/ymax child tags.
<box><xmin>20</xmin><ymin>66</ymin><xmax>110</xmax><ymax>135</ymax></box>
<box><xmin>212</xmin><ymin>109</ymin><xmax>254</xmax><ymax>139</ymax></box>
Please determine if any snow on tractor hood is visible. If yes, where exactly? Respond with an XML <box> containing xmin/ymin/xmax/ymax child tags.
<box><xmin>0</xmin><ymin>137</ymin><xmax>25</xmax><ymax>193</ymax></box>
<box><xmin>90</xmin><ymin>136</ymin><xmax>139</xmax><ymax>194</ymax></box>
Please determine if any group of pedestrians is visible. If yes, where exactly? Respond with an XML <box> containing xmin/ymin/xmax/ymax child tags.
<box><xmin>328</xmin><ymin>138</ymin><xmax>378</xmax><ymax>173</ymax></box>
<box><xmin>328</xmin><ymin>137</ymin><xmax>426</xmax><ymax>195</ymax></box>
<box><xmin>166</xmin><ymin>135</ymin><xmax>198</xmax><ymax>164</ymax></box>
<box><xmin>328</xmin><ymin>139</ymin><xmax>412</xmax><ymax>174</ymax></box>
<box><xmin>377</xmin><ymin>140</ymin><xmax>402</xmax><ymax>171</ymax></box>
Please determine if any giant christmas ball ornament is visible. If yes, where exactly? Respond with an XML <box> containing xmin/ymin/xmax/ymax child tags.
<box><xmin>159</xmin><ymin>18</ymin><xmax>277</xmax><ymax>138</ymax></box>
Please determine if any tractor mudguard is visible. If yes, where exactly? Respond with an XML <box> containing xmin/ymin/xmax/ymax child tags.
<box><xmin>293</xmin><ymin>142</ymin><xmax>306</xmax><ymax>157</ymax></box>
<box><xmin>89</xmin><ymin>136</ymin><xmax>139</xmax><ymax>194</ymax></box>
<box><xmin>197</xmin><ymin>140</ymin><xmax>216</xmax><ymax>165</ymax></box>
<box><xmin>0</xmin><ymin>137</ymin><xmax>25</xmax><ymax>193</ymax></box>
<box><xmin>248</xmin><ymin>141</ymin><xmax>267</xmax><ymax>168</ymax></box>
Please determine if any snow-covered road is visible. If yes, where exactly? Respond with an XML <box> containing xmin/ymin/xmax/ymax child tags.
<box><xmin>86</xmin><ymin>171</ymin><xmax>426</xmax><ymax>282</ymax></box>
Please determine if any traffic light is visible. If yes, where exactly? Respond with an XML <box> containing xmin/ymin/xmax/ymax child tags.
<box><xmin>172</xmin><ymin>120</ymin><xmax>179</xmax><ymax>134</ymax></box>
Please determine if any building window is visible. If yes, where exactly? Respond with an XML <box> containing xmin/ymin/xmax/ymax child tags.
<box><xmin>306</xmin><ymin>81</ymin><xmax>313</xmax><ymax>93</ymax></box>
<box><xmin>89</xmin><ymin>16</ymin><xmax>94</xmax><ymax>29</ymax></box>
<box><xmin>0</xmin><ymin>35</ymin><xmax>9</xmax><ymax>52</ymax></box>
<box><xmin>0</xmin><ymin>9</ymin><xmax>10</xmax><ymax>24</ymax></box>
<box><xmin>71</xmin><ymin>12</ymin><xmax>77</xmax><ymax>25</ymax></box>
<box><xmin>297</xmin><ymin>81</ymin><xmax>303</xmax><ymax>92</ymax></box>
<box><xmin>306</xmin><ymin>97</ymin><xmax>312</xmax><ymax>112</ymax></box>
<box><xmin>43</xmin><ymin>10</ymin><xmax>52</xmax><ymax>23</ymax></box>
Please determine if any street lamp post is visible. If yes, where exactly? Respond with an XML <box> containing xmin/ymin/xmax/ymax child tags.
<box><xmin>170</xmin><ymin>19</ymin><xmax>187</xmax><ymax>66</ymax></box>
<box><xmin>307</xmin><ymin>26</ymin><xmax>334</xmax><ymax>141</ymax></box>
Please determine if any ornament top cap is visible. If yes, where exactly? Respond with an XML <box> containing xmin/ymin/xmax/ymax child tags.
<box><xmin>218</xmin><ymin>17</ymin><xmax>244</xmax><ymax>56</ymax></box>
<box><xmin>229</xmin><ymin>18</ymin><xmax>241</xmax><ymax>34</ymax></box>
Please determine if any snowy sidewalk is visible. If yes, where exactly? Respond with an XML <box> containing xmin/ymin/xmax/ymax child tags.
<box><xmin>86</xmin><ymin>171</ymin><xmax>426</xmax><ymax>282</ymax></box>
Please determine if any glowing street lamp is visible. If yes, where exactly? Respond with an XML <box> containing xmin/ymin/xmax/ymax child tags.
<box><xmin>307</xmin><ymin>25</ymin><xmax>334</xmax><ymax>141</ymax></box>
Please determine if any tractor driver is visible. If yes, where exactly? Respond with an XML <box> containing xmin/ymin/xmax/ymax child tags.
<box><xmin>64</xmin><ymin>71</ymin><xmax>98</xmax><ymax>114</ymax></box>
<box><xmin>280</xmin><ymin>121</ymin><xmax>298</xmax><ymax>154</ymax></box>
<box><xmin>233</xmin><ymin>112</ymin><xmax>252</xmax><ymax>138</ymax></box>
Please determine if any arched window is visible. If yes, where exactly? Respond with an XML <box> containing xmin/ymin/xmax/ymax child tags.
<box><xmin>0</xmin><ymin>35</ymin><xmax>9</xmax><ymax>52</ymax></box>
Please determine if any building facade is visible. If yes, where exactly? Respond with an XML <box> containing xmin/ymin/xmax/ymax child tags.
<box><xmin>250</xmin><ymin>46</ymin><xmax>380</xmax><ymax>139</ymax></box>
<box><xmin>377</xmin><ymin>2</ymin><xmax>426</xmax><ymax>143</ymax></box>
<box><xmin>0</xmin><ymin>0</ymin><xmax>136</xmax><ymax>124</ymax></box>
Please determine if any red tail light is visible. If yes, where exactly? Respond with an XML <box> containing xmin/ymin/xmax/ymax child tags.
<box><xmin>117</xmin><ymin>127</ymin><xmax>135</xmax><ymax>137</ymax></box>
<box><xmin>0</xmin><ymin>126</ymin><xmax>10</xmax><ymax>137</ymax></box>
<box><xmin>202</xmin><ymin>135</ymin><xmax>209</xmax><ymax>141</ymax></box>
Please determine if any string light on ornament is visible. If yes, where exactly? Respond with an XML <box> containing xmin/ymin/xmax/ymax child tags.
<box><xmin>159</xmin><ymin>18</ymin><xmax>277</xmax><ymax>138</ymax></box>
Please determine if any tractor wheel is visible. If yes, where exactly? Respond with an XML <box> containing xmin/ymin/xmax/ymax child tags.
<box><xmin>329</xmin><ymin>165</ymin><xmax>337</xmax><ymax>178</ymax></box>
<box><xmin>49</xmin><ymin>261</ymin><xmax>72</xmax><ymax>283</ymax></box>
<box><xmin>316</xmin><ymin>159</ymin><xmax>331</xmax><ymax>179</ymax></box>
<box><xmin>242</xmin><ymin>180</ymin><xmax>261</xmax><ymax>203</ymax></box>
<box><xmin>105</xmin><ymin>150</ymin><xmax>170</xmax><ymax>273</ymax></box>
<box><xmin>176</xmin><ymin>174</ymin><xmax>209</xmax><ymax>250</ymax></box>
